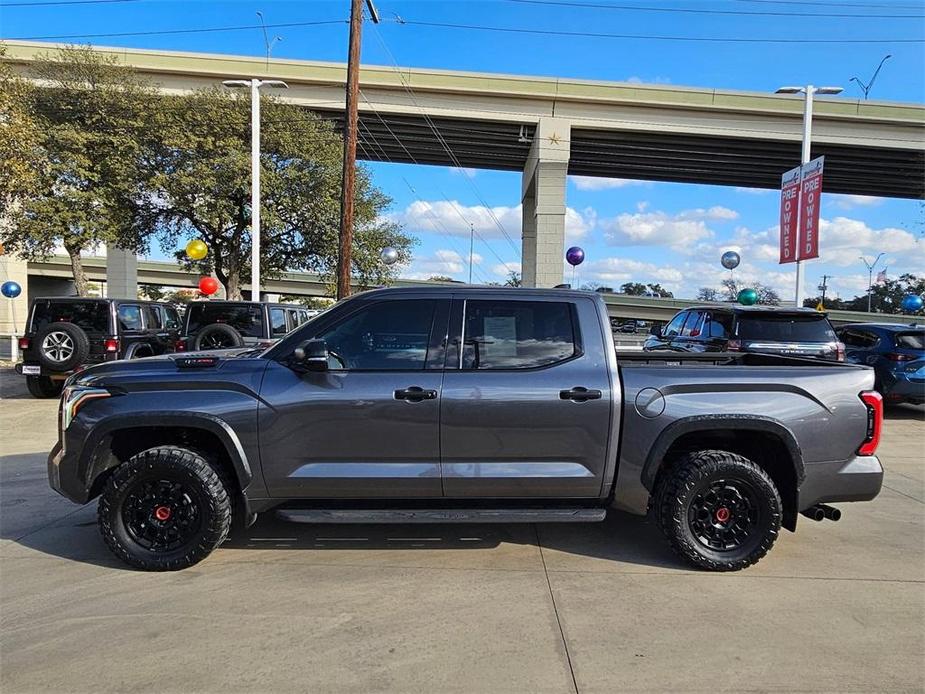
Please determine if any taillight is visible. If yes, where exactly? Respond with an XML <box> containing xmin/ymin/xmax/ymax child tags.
<box><xmin>727</xmin><ymin>339</ymin><xmax>742</xmax><ymax>351</ymax></box>
<box><xmin>835</xmin><ymin>342</ymin><xmax>846</xmax><ymax>362</ymax></box>
<box><xmin>857</xmin><ymin>391</ymin><xmax>883</xmax><ymax>456</ymax></box>
<box><xmin>175</xmin><ymin>339</ymin><xmax>187</xmax><ymax>352</ymax></box>
<box><xmin>885</xmin><ymin>353</ymin><xmax>914</xmax><ymax>362</ymax></box>
<box><xmin>104</xmin><ymin>338</ymin><xmax>119</xmax><ymax>353</ymax></box>
<box><xmin>18</xmin><ymin>337</ymin><xmax>29</xmax><ymax>350</ymax></box>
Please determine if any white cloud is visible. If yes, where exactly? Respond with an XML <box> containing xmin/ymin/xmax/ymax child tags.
<box><xmin>625</xmin><ymin>76</ymin><xmax>672</xmax><ymax>85</ymax></box>
<box><xmin>405</xmin><ymin>248</ymin><xmax>482</xmax><ymax>280</ymax></box>
<box><xmin>600</xmin><ymin>206</ymin><xmax>738</xmax><ymax>251</ymax></box>
<box><xmin>394</xmin><ymin>200</ymin><xmax>596</xmax><ymax>240</ymax></box>
<box><xmin>449</xmin><ymin>167</ymin><xmax>477</xmax><ymax>178</ymax></box>
<box><xmin>582</xmin><ymin>257</ymin><xmax>685</xmax><ymax>291</ymax></box>
<box><xmin>491</xmin><ymin>261</ymin><xmax>521</xmax><ymax>277</ymax></box>
<box><xmin>570</xmin><ymin>176</ymin><xmax>649</xmax><ymax>191</ymax></box>
<box><xmin>828</xmin><ymin>194</ymin><xmax>884</xmax><ymax>211</ymax></box>
<box><xmin>734</xmin><ymin>187</ymin><xmax>774</xmax><ymax>196</ymax></box>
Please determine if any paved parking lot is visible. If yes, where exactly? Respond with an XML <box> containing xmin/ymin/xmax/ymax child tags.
<box><xmin>1</xmin><ymin>367</ymin><xmax>923</xmax><ymax>693</ymax></box>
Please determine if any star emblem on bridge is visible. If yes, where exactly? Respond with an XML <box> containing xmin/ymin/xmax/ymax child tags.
<box><xmin>547</xmin><ymin>133</ymin><xmax>562</xmax><ymax>145</ymax></box>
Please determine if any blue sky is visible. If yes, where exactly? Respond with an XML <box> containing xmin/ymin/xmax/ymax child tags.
<box><xmin>3</xmin><ymin>0</ymin><xmax>923</xmax><ymax>299</ymax></box>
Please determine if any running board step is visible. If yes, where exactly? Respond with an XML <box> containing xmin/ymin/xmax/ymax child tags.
<box><xmin>275</xmin><ymin>508</ymin><xmax>607</xmax><ymax>524</ymax></box>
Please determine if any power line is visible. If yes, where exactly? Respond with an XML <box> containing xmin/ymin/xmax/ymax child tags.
<box><xmin>736</xmin><ymin>0</ymin><xmax>921</xmax><ymax>9</ymax></box>
<box><xmin>6</xmin><ymin>19</ymin><xmax>346</xmax><ymax>41</ymax></box>
<box><xmin>396</xmin><ymin>19</ymin><xmax>925</xmax><ymax>44</ymax></box>
<box><xmin>1</xmin><ymin>0</ymin><xmax>138</xmax><ymax>6</ymax></box>
<box><xmin>507</xmin><ymin>0</ymin><xmax>924</xmax><ymax>19</ymax></box>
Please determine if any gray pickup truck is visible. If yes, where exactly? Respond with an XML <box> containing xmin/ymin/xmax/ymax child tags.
<box><xmin>49</xmin><ymin>286</ymin><xmax>884</xmax><ymax>572</ymax></box>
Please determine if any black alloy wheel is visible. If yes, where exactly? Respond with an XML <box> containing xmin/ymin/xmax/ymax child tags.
<box><xmin>655</xmin><ymin>450</ymin><xmax>781</xmax><ymax>572</ymax></box>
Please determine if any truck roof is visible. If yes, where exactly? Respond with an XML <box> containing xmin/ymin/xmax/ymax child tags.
<box><xmin>355</xmin><ymin>285</ymin><xmax>594</xmax><ymax>299</ymax></box>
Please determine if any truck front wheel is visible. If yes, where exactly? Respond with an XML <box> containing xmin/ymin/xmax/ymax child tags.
<box><xmin>98</xmin><ymin>446</ymin><xmax>232</xmax><ymax>571</ymax></box>
<box><xmin>655</xmin><ymin>450</ymin><xmax>781</xmax><ymax>571</ymax></box>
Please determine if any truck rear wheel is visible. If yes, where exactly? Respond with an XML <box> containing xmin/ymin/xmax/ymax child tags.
<box><xmin>655</xmin><ymin>450</ymin><xmax>781</xmax><ymax>571</ymax></box>
<box><xmin>98</xmin><ymin>446</ymin><xmax>232</xmax><ymax>571</ymax></box>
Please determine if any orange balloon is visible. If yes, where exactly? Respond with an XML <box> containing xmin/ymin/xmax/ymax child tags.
<box><xmin>198</xmin><ymin>276</ymin><xmax>220</xmax><ymax>295</ymax></box>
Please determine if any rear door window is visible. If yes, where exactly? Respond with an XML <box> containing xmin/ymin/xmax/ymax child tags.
<box><xmin>736</xmin><ymin>314</ymin><xmax>836</xmax><ymax>342</ymax></box>
<box><xmin>30</xmin><ymin>301</ymin><xmax>111</xmax><ymax>334</ymax></box>
<box><xmin>144</xmin><ymin>306</ymin><xmax>162</xmax><ymax>330</ymax></box>
<box><xmin>163</xmin><ymin>306</ymin><xmax>182</xmax><ymax>330</ymax></box>
<box><xmin>462</xmin><ymin>300</ymin><xmax>577</xmax><ymax>370</ymax></box>
<box><xmin>840</xmin><ymin>329</ymin><xmax>879</xmax><ymax>348</ymax></box>
<box><xmin>706</xmin><ymin>312</ymin><xmax>733</xmax><ymax>339</ymax></box>
<box><xmin>118</xmin><ymin>305</ymin><xmax>143</xmax><ymax>332</ymax></box>
<box><xmin>270</xmin><ymin>308</ymin><xmax>288</xmax><ymax>337</ymax></box>
<box><xmin>681</xmin><ymin>311</ymin><xmax>706</xmax><ymax>337</ymax></box>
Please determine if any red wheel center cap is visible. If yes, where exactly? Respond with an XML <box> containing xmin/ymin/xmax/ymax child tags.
<box><xmin>154</xmin><ymin>505</ymin><xmax>172</xmax><ymax>521</ymax></box>
<box><xmin>715</xmin><ymin>507</ymin><xmax>731</xmax><ymax>523</ymax></box>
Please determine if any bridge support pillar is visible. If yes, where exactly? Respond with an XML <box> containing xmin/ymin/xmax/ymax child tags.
<box><xmin>106</xmin><ymin>244</ymin><xmax>137</xmax><ymax>299</ymax></box>
<box><xmin>521</xmin><ymin>118</ymin><xmax>571</xmax><ymax>288</ymax></box>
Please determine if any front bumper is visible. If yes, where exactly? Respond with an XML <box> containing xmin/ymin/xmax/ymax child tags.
<box><xmin>798</xmin><ymin>456</ymin><xmax>883</xmax><ymax>510</ymax></box>
<box><xmin>47</xmin><ymin>420</ymin><xmax>94</xmax><ymax>505</ymax></box>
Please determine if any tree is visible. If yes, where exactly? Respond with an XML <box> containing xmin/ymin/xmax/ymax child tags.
<box><xmin>138</xmin><ymin>88</ymin><xmax>414</xmax><ymax>299</ymax></box>
<box><xmin>697</xmin><ymin>287</ymin><xmax>720</xmax><ymax>302</ymax></box>
<box><xmin>845</xmin><ymin>273</ymin><xmax>924</xmax><ymax>314</ymax></box>
<box><xmin>620</xmin><ymin>282</ymin><xmax>647</xmax><ymax>296</ymax></box>
<box><xmin>645</xmin><ymin>283</ymin><xmax>674</xmax><ymax>298</ymax></box>
<box><xmin>428</xmin><ymin>275</ymin><xmax>455</xmax><ymax>283</ymax></box>
<box><xmin>721</xmin><ymin>279</ymin><xmax>780</xmax><ymax>306</ymax></box>
<box><xmin>0</xmin><ymin>47</ymin><xmax>43</xmax><ymax>236</ymax></box>
<box><xmin>0</xmin><ymin>45</ymin><xmax>154</xmax><ymax>296</ymax></box>
<box><xmin>504</xmin><ymin>271</ymin><xmax>522</xmax><ymax>287</ymax></box>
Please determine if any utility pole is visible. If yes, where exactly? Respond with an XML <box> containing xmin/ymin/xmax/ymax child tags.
<box><xmin>775</xmin><ymin>84</ymin><xmax>842</xmax><ymax>307</ymax></box>
<box><xmin>861</xmin><ymin>253</ymin><xmax>885</xmax><ymax>313</ymax></box>
<box><xmin>337</xmin><ymin>0</ymin><xmax>380</xmax><ymax>300</ymax></box>
<box><xmin>468</xmin><ymin>223</ymin><xmax>474</xmax><ymax>284</ymax></box>
<box><xmin>817</xmin><ymin>274</ymin><xmax>832</xmax><ymax>308</ymax></box>
<box><xmin>222</xmin><ymin>78</ymin><xmax>288</xmax><ymax>301</ymax></box>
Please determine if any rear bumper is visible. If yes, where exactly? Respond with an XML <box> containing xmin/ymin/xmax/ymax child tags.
<box><xmin>881</xmin><ymin>374</ymin><xmax>925</xmax><ymax>404</ymax></box>
<box><xmin>798</xmin><ymin>456</ymin><xmax>883</xmax><ymax>510</ymax></box>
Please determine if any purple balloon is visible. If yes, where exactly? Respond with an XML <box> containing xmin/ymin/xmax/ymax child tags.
<box><xmin>566</xmin><ymin>246</ymin><xmax>585</xmax><ymax>267</ymax></box>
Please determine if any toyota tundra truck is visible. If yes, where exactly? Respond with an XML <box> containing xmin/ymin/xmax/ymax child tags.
<box><xmin>48</xmin><ymin>286</ymin><xmax>884</xmax><ymax>572</ymax></box>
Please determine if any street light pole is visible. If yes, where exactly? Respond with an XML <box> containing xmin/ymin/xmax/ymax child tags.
<box><xmin>775</xmin><ymin>84</ymin><xmax>843</xmax><ymax>308</ymax></box>
<box><xmin>861</xmin><ymin>253</ymin><xmax>885</xmax><ymax>313</ymax></box>
<box><xmin>223</xmin><ymin>78</ymin><xmax>288</xmax><ymax>301</ymax></box>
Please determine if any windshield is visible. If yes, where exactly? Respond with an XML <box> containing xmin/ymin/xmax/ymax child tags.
<box><xmin>895</xmin><ymin>331</ymin><xmax>925</xmax><ymax>351</ymax></box>
<box><xmin>31</xmin><ymin>300</ymin><xmax>111</xmax><ymax>334</ymax></box>
<box><xmin>736</xmin><ymin>314</ymin><xmax>836</xmax><ymax>342</ymax></box>
<box><xmin>186</xmin><ymin>303</ymin><xmax>264</xmax><ymax>338</ymax></box>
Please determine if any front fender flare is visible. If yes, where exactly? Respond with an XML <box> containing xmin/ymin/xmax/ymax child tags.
<box><xmin>81</xmin><ymin>411</ymin><xmax>253</xmax><ymax>494</ymax></box>
<box><xmin>640</xmin><ymin>414</ymin><xmax>805</xmax><ymax>492</ymax></box>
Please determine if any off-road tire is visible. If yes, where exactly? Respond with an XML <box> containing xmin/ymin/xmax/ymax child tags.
<box><xmin>655</xmin><ymin>450</ymin><xmax>781</xmax><ymax>572</ymax></box>
<box><xmin>194</xmin><ymin>323</ymin><xmax>245</xmax><ymax>351</ymax></box>
<box><xmin>26</xmin><ymin>375</ymin><xmax>64</xmax><ymax>399</ymax></box>
<box><xmin>34</xmin><ymin>321</ymin><xmax>90</xmax><ymax>372</ymax></box>
<box><xmin>98</xmin><ymin>446</ymin><xmax>232</xmax><ymax>571</ymax></box>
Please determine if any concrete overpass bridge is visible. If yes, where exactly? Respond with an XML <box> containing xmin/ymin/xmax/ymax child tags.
<box><xmin>4</xmin><ymin>40</ymin><xmax>924</xmax><ymax>292</ymax></box>
<box><xmin>24</xmin><ymin>255</ymin><xmax>915</xmax><ymax>327</ymax></box>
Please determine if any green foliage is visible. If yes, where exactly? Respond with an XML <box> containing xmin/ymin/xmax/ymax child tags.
<box><xmin>138</xmin><ymin>88</ymin><xmax>414</xmax><ymax>299</ymax></box>
<box><xmin>621</xmin><ymin>281</ymin><xmax>674</xmax><ymax>298</ymax></box>
<box><xmin>720</xmin><ymin>279</ymin><xmax>780</xmax><ymax>306</ymax></box>
<box><xmin>844</xmin><ymin>273</ymin><xmax>924</xmax><ymax>314</ymax></box>
<box><xmin>0</xmin><ymin>45</ymin><xmax>154</xmax><ymax>295</ymax></box>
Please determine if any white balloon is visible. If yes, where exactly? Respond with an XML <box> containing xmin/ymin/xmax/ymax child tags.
<box><xmin>380</xmin><ymin>247</ymin><xmax>399</xmax><ymax>265</ymax></box>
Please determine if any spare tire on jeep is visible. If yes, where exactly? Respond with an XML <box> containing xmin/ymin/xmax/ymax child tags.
<box><xmin>34</xmin><ymin>321</ymin><xmax>91</xmax><ymax>372</ymax></box>
<box><xmin>194</xmin><ymin>323</ymin><xmax>245</xmax><ymax>351</ymax></box>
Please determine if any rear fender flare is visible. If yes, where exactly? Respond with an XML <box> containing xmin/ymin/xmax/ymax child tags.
<box><xmin>641</xmin><ymin>414</ymin><xmax>805</xmax><ymax>491</ymax></box>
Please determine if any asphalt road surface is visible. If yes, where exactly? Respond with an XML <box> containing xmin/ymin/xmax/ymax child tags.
<box><xmin>1</xmin><ymin>368</ymin><xmax>923</xmax><ymax>693</ymax></box>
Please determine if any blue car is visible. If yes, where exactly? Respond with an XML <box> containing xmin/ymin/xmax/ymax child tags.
<box><xmin>837</xmin><ymin>323</ymin><xmax>925</xmax><ymax>405</ymax></box>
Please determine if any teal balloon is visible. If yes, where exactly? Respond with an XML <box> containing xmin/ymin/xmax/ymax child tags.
<box><xmin>737</xmin><ymin>288</ymin><xmax>758</xmax><ymax>306</ymax></box>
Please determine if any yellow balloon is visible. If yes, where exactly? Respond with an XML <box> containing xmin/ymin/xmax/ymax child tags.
<box><xmin>185</xmin><ymin>239</ymin><xmax>208</xmax><ymax>261</ymax></box>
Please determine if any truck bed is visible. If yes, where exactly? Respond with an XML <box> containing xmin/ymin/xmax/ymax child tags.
<box><xmin>617</xmin><ymin>351</ymin><xmax>862</xmax><ymax>369</ymax></box>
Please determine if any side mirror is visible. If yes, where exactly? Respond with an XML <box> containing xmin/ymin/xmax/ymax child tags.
<box><xmin>293</xmin><ymin>338</ymin><xmax>329</xmax><ymax>372</ymax></box>
<box><xmin>649</xmin><ymin>324</ymin><xmax>662</xmax><ymax>337</ymax></box>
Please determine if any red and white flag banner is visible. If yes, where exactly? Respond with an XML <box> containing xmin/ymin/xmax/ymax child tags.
<box><xmin>779</xmin><ymin>165</ymin><xmax>802</xmax><ymax>264</ymax></box>
<box><xmin>798</xmin><ymin>156</ymin><xmax>824</xmax><ymax>261</ymax></box>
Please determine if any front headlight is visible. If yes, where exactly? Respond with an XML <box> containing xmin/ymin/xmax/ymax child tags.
<box><xmin>61</xmin><ymin>385</ymin><xmax>111</xmax><ymax>431</ymax></box>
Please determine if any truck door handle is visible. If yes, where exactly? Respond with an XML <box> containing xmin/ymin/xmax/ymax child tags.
<box><xmin>394</xmin><ymin>386</ymin><xmax>438</xmax><ymax>402</ymax></box>
<box><xmin>559</xmin><ymin>387</ymin><xmax>602</xmax><ymax>402</ymax></box>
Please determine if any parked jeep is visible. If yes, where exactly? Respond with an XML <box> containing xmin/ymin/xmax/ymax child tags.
<box><xmin>16</xmin><ymin>297</ymin><xmax>182</xmax><ymax>398</ymax></box>
<box><xmin>180</xmin><ymin>300</ymin><xmax>315</xmax><ymax>351</ymax></box>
